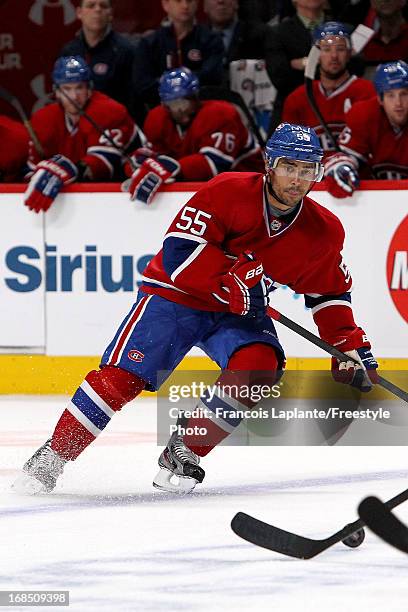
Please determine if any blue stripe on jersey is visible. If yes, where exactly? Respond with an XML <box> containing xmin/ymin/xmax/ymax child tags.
<box><xmin>201</xmin><ymin>391</ymin><xmax>243</xmax><ymax>428</ymax></box>
<box><xmin>87</xmin><ymin>147</ymin><xmax>122</xmax><ymax>175</ymax></box>
<box><xmin>203</xmin><ymin>150</ymin><xmax>233</xmax><ymax>173</ymax></box>
<box><xmin>71</xmin><ymin>387</ymin><xmax>111</xmax><ymax>431</ymax></box>
<box><xmin>162</xmin><ymin>236</ymin><xmax>202</xmax><ymax>278</ymax></box>
<box><xmin>304</xmin><ymin>292</ymin><xmax>352</xmax><ymax>310</ymax></box>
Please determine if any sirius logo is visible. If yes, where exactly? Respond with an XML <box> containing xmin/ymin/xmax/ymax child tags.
<box><xmin>4</xmin><ymin>245</ymin><xmax>153</xmax><ymax>293</ymax></box>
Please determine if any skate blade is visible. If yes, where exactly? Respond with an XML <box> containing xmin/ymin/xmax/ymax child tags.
<box><xmin>11</xmin><ymin>472</ymin><xmax>48</xmax><ymax>495</ymax></box>
<box><xmin>152</xmin><ymin>467</ymin><xmax>198</xmax><ymax>494</ymax></box>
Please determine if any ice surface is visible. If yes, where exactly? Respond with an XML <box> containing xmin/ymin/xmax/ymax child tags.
<box><xmin>1</xmin><ymin>396</ymin><xmax>408</xmax><ymax>611</ymax></box>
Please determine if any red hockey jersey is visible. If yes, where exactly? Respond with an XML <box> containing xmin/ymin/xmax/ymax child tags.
<box><xmin>143</xmin><ymin>100</ymin><xmax>264</xmax><ymax>180</ymax></box>
<box><xmin>142</xmin><ymin>172</ymin><xmax>359</xmax><ymax>346</ymax></box>
<box><xmin>282</xmin><ymin>76</ymin><xmax>375</xmax><ymax>155</ymax></box>
<box><xmin>0</xmin><ymin>115</ymin><xmax>29</xmax><ymax>181</ymax></box>
<box><xmin>29</xmin><ymin>92</ymin><xmax>142</xmax><ymax>180</ymax></box>
<box><xmin>363</xmin><ymin>23</ymin><xmax>408</xmax><ymax>64</ymax></box>
<box><xmin>339</xmin><ymin>97</ymin><xmax>408</xmax><ymax>179</ymax></box>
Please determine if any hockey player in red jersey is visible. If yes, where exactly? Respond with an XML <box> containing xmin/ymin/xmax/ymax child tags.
<box><xmin>125</xmin><ymin>66</ymin><xmax>264</xmax><ymax>205</ymax></box>
<box><xmin>13</xmin><ymin>123</ymin><xmax>378</xmax><ymax>496</ymax></box>
<box><xmin>282</xmin><ymin>22</ymin><xmax>375</xmax><ymax>156</ymax></box>
<box><xmin>325</xmin><ymin>60</ymin><xmax>408</xmax><ymax>198</ymax></box>
<box><xmin>0</xmin><ymin>115</ymin><xmax>29</xmax><ymax>182</ymax></box>
<box><xmin>24</xmin><ymin>56</ymin><xmax>145</xmax><ymax>213</ymax></box>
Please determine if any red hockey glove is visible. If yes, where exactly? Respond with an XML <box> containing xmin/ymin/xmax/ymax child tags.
<box><xmin>123</xmin><ymin>146</ymin><xmax>156</xmax><ymax>177</ymax></box>
<box><xmin>331</xmin><ymin>328</ymin><xmax>379</xmax><ymax>392</ymax></box>
<box><xmin>24</xmin><ymin>155</ymin><xmax>78</xmax><ymax>213</ymax></box>
<box><xmin>128</xmin><ymin>155</ymin><xmax>180</xmax><ymax>204</ymax></box>
<box><xmin>222</xmin><ymin>251</ymin><xmax>269</xmax><ymax>322</ymax></box>
<box><xmin>324</xmin><ymin>153</ymin><xmax>360</xmax><ymax>199</ymax></box>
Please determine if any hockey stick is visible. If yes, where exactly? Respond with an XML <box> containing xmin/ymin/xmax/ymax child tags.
<box><xmin>231</xmin><ymin>487</ymin><xmax>408</xmax><ymax>559</ymax></box>
<box><xmin>304</xmin><ymin>25</ymin><xmax>375</xmax><ymax>157</ymax></box>
<box><xmin>304</xmin><ymin>45</ymin><xmax>340</xmax><ymax>152</ymax></box>
<box><xmin>55</xmin><ymin>86</ymin><xmax>138</xmax><ymax>171</ymax></box>
<box><xmin>0</xmin><ymin>85</ymin><xmax>45</xmax><ymax>159</ymax></box>
<box><xmin>199</xmin><ymin>85</ymin><xmax>266</xmax><ymax>148</ymax></box>
<box><xmin>267</xmin><ymin>306</ymin><xmax>408</xmax><ymax>403</ymax></box>
<box><xmin>358</xmin><ymin>496</ymin><xmax>408</xmax><ymax>554</ymax></box>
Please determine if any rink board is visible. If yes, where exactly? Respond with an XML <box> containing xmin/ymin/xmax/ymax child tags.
<box><xmin>0</xmin><ymin>182</ymin><xmax>407</xmax><ymax>393</ymax></box>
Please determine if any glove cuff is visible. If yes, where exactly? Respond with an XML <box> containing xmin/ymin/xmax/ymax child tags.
<box><xmin>324</xmin><ymin>153</ymin><xmax>358</xmax><ymax>174</ymax></box>
<box><xmin>37</xmin><ymin>154</ymin><xmax>78</xmax><ymax>184</ymax></box>
<box><xmin>332</xmin><ymin>327</ymin><xmax>371</xmax><ymax>353</ymax></box>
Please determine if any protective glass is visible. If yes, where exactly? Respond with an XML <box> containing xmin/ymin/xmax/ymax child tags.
<box><xmin>272</xmin><ymin>160</ymin><xmax>323</xmax><ymax>182</ymax></box>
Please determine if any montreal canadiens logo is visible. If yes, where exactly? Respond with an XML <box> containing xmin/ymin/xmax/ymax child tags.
<box><xmin>188</xmin><ymin>49</ymin><xmax>202</xmax><ymax>62</ymax></box>
<box><xmin>270</xmin><ymin>220</ymin><xmax>282</xmax><ymax>231</ymax></box>
<box><xmin>93</xmin><ymin>63</ymin><xmax>109</xmax><ymax>75</ymax></box>
<box><xmin>128</xmin><ymin>349</ymin><xmax>144</xmax><ymax>362</ymax></box>
<box><xmin>241</xmin><ymin>78</ymin><xmax>255</xmax><ymax>92</ymax></box>
<box><xmin>386</xmin><ymin>215</ymin><xmax>408</xmax><ymax>324</ymax></box>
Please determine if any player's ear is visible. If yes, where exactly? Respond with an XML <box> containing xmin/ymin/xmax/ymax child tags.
<box><xmin>76</xmin><ymin>4</ymin><xmax>83</xmax><ymax>22</ymax></box>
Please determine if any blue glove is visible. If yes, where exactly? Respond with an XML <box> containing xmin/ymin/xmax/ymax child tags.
<box><xmin>24</xmin><ymin>155</ymin><xmax>78</xmax><ymax>213</ymax></box>
<box><xmin>324</xmin><ymin>153</ymin><xmax>360</xmax><ymax>199</ymax></box>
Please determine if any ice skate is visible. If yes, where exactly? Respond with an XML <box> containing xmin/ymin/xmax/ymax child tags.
<box><xmin>153</xmin><ymin>433</ymin><xmax>205</xmax><ymax>494</ymax></box>
<box><xmin>12</xmin><ymin>439</ymin><xmax>66</xmax><ymax>495</ymax></box>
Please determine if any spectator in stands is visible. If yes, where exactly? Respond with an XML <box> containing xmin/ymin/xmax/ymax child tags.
<box><xmin>132</xmin><ymin>0</ymin><xmax>224</xmax><ymax>116</ymax></box>
<box><xmin>362</xmin><ymin>0</ymin><xmax>408</xmax><ymax>74</ymax></box>
<box><xmin>24</xmin><ymin>56</ymin><xmax>146</xmax><ymax>213</ymax></box>
<box><xmin>0</xmin><ymin>115</ymin><xmax>29</xmax><ymax>182</ymax></box>
<box><xmin>239</xmin><ymin>0</ymin><xmax>296</xmax><ymax>23</ymax></box>
<box><xmin>239</xmin><ymin>1</ymin><xmax>355</xmax><ymax>25</ymax></box>
<box><xmin>324</xmin><ymin>60</ymin><xmax>408</xmax><ymax>198</ymax></box>
<box><xmin>124</xmin><ymin>67</ymin><xmax>264</xmax><ymax>205</ymax></box>
<box><xmin>265</xmin><ymin>0</ymin><xmax>328</xmax><ymax>100</ymax></box>
<box><xmin>204</xmin><ymin>0</ymin><xmax>271</xmax><ymax>70</ymax></box>
<box><xmin>331</xmin><ymin>0</ymin><xmax>408</xmax><ymax>25</ymax></box>
<box><xmin>330</xmin><ymin>0</ymin><xmax>372</xmax><ymax>25</ymax></box>
<box><xmin>282</xmin><ymin>22</ymin><xmax>375</xmax><ymax>155</ymax></box>
<box><xmin>60</xmin><ymin>0</ymin><xmax>136</xmax><ymax>112</ymax></box>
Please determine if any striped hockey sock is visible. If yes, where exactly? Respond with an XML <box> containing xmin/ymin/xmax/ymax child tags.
<box><xmin>51</xmin><ymin>366</ymin><xmax>145</xmax><ymax>461</ymax></box>
<box><xmin>184</xmin><ymin>344</ymin><xmax>279</xmax><ymax>457</ymax></box>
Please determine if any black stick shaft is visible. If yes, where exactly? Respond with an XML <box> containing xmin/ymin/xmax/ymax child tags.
<box><xmin>335</xmin><ymin>487</ymin><xmax>408</xmax><ymax>542</ymax></box>
<box><xmin>56</xmin><ymin>87</ymin><xmax>137</xmax><ymax>170</ymax></box>
<box><xmin>0</xmin><ymin>85</ymin><xmax>45</xmax><ymax>159</ymax></box>
<box><xmin>267</xmin><ymin>306</ymin><xmax>408</xmax><ymax>403</ymax></box>
<box><xmin>304</xmin><ymin>46</ymin><xmax>340</xmax><ymax>152</ymax></box>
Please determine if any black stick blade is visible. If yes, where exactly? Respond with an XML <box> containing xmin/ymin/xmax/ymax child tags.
<box><xmin>231</xmin><ymin>512</ymin><xmax>366</xmax><ymax>559</ymax></box>
<box><xmin>358</xmin><ymin>496</ymin><xmax>408</xmax><ymax>554</ymax></box>
<box><xmin>231</xmin><ymin>512</ymin><xmax>321</xmax><ymax>559</ymax></box>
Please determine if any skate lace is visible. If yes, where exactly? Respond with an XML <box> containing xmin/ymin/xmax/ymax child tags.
<box><xmin>172</xmin><ymin>438</ymin><xmax>198</xmax><ymax>464</ymax></box>
<box><xmin>32</xmin><ymin>441</ymin><xmax>66</xmax><ymax>476</ymax></box>
<box><xmin>36</xmin><ymin>442</ymin><xmax>55</xmax><ymax>469</ymax></box>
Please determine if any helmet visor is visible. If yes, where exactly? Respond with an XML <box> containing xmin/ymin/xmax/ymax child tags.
<box><xmin>271</xmin><ymin>158</ymin><xmax>324</xmax><ymax>182</ymax></box>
